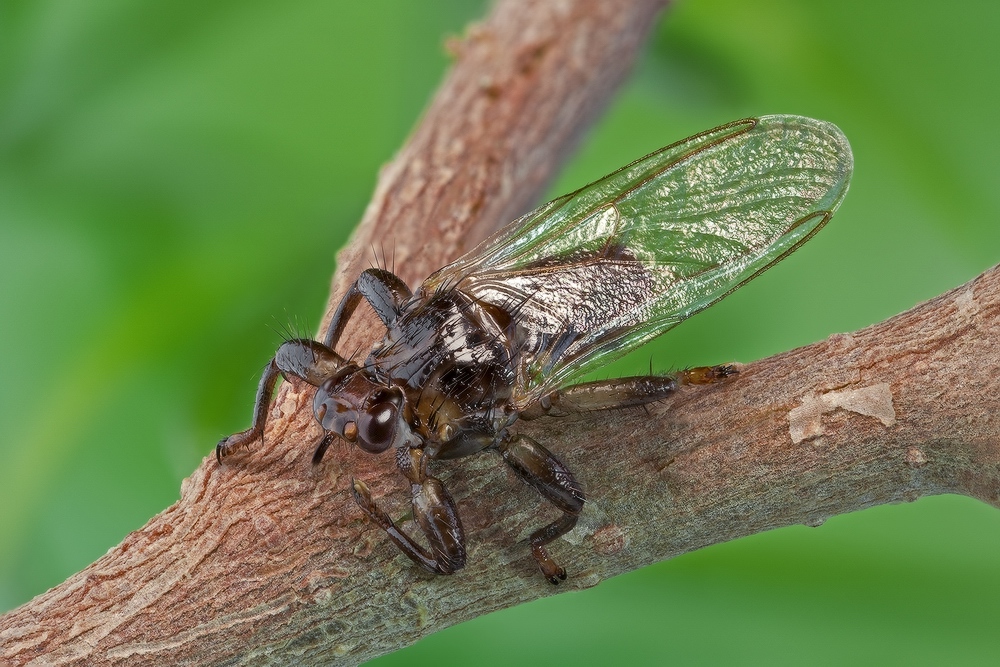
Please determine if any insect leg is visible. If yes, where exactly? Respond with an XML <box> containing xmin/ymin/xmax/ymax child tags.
<box><xmin>350</xmin><ymin>449</ymin><xmax>466</xmax><ymax>575</ymax></box>
<box><xmin>216</xmin><ymin>339</ymin><xmax>343</xmax><ymax>462</ymax></box>
<box><xmin>323</xmin><ymin>268</ymin><xmax>412</xmax><ymax>349</ymax></box>
<box><xmin>497</xmin><ymin>433</ymin><xmax>584</xmax><ymax>584</ymax></box>
<box><xmin>519</xmin><ymin>365</ymin><xmax>736</xmax><ymax>419</ymax></box>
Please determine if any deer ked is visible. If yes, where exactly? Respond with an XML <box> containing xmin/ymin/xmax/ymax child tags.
<box><xmin>216</xmin><ymin>115</ymin><xmax>853</xmax><ymax>583</ymax></box>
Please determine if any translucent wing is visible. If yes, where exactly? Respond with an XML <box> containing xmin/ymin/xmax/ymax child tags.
<box><xmin>422</xmin><ymin>115</ymin><xmax>853</xmax><ymax>409</ymax></box>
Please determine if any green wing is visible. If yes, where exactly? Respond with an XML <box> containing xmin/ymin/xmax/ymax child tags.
<box><xmin>423</xmin><ymin>115</ymin><xmax>853</xmax><ymax>408</ymax></box>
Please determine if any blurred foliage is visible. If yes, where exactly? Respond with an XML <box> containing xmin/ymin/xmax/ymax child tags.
<box><xmin>2</xmin><ymin>0</ymin><xmax>999</xmax><ymax>664</ymax></box>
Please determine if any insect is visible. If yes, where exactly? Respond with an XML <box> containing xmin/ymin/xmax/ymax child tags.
<box><xmin>216</xmin><ymin>115</ymin><xmax>853</xmax><ymax>583</ymax></box>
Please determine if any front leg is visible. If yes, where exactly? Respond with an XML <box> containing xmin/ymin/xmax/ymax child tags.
<box><xmin>216</xmin><ymin>339</ymin><xmax>344</xmax><ymax>462</ymax></box>
<box><xmin>350</xmin><ymin>449</ymin><xmax>466</xmax><ymax>575</ymax></box>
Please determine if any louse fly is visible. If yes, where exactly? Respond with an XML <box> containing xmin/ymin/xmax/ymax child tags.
<box><xmin>216</xmin><ymin>115</ymin><xmax>853</xmax><ymax>583</ymax></box>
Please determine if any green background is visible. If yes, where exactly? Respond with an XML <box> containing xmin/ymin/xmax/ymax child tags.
<box><xmin>2</xmin><ymin>1</ymin><xmax>999</xmax><ymax>664</ymax></box>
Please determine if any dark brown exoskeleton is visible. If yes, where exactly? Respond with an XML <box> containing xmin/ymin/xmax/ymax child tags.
<box><xmin>216</xmin><ymin>116</ymin><xmax>853</xmax><ymax>583</ymax></box>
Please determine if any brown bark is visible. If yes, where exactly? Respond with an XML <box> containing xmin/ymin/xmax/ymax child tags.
<box><xmin>5</xmin><ymin>0</ymin><xmax>1000</xmax><ymax>664</ymax></box>
<box><xmin>1</xmin><ymin>0</ymin><xmax>673</xmax><ymax>665</ymax></box>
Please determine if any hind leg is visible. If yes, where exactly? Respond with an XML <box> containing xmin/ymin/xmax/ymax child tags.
<box><xmin>520</xmin><ymin>365</ymin><xmax>736</xmax><ymax>420</ymax></box>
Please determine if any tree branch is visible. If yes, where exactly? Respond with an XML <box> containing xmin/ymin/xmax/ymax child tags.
<box><xmin>0</xmin><ymin>0</ymin><xmax>673</xmax><ymax>665</ymax></box>
<box><xmin>5</xmin><ymin>0</ymin><xmax>999</xmax><ymax>664</ymax></box>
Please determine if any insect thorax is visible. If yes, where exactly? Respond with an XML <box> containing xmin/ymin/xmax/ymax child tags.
<box><xmin>366</xmin><ymin>290</ymin><xmax>517</xmax><ymax>451</ymax></box>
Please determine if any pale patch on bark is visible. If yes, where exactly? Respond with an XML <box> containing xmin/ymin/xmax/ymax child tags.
<box><xmin>788</xmin><ymin>383</ymin><xmax>896</xmax><ymax>444</ymax></box>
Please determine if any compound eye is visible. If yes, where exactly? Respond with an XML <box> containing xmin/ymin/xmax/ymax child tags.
<box><xmin>358</xmin><ymin>402</ymin><xmax>397</xmax><ymax>453</ymax></box>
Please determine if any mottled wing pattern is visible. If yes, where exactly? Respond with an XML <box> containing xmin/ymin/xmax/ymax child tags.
<box><xmin>422</xmin><ymin>115</ymin><xmax>853</xmax><ymax>409</ymax></box>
